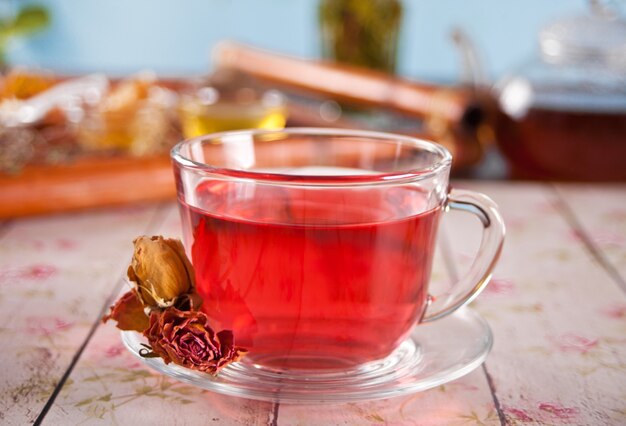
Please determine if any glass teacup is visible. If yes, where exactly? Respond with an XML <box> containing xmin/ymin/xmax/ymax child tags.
<box><xmin>171</xmin><ymin>128</ymin><xmax>504</xmax><ymax>372</ymax></box>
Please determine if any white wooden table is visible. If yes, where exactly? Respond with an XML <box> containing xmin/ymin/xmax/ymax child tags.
<box><xmin>1</xmin><ymin>182</ymin><xmax>625</xmax><ymax>425</ymax></box>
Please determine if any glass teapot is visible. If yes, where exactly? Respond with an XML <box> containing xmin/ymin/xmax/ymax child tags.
<box><xmin>494</xmin><ymin>0</ymin><xmax>626</xmax><ymax>180</ymax></box>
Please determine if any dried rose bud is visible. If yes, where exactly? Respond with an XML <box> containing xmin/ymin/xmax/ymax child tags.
<box><xmin>128</xmin><ymin>236</ymin><xmax>197</xmax><ymax>309</ymax></box>
<box><xmin>143</xmin><ymin>308</ymin><xmax>247</xmax><ymax>374</ymax></box>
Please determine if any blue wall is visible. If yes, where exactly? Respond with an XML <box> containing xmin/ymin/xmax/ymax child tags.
<box><xmin>10</xmin><ymin>0</ymin><xmax>587</xmax><ymax>83</ymax></box>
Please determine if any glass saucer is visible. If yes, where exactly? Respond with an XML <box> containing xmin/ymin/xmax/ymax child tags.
<box><xmin>121</xmin><ymin>308</ymin><xmax>492</xmax><ymax>404</ymax></box>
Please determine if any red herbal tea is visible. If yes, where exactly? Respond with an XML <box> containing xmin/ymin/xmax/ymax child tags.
<box><xmin>179</xmin><ymin>178</ymin><xmax>441</xmax><ymax>370</ymax></box>
<box><xmin>172</xmin><ymin>129</ymin><xmax>505</xmax><ymax>376</ymax></box>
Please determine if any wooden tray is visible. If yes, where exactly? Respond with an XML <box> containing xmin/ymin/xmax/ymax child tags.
<box><xmin>0</xmin><ymin>154</ymin><xmax>175</xmax><ymax>218</ymax></box>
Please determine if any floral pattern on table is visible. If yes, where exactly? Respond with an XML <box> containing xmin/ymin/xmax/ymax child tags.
<box><xmin>46</xmin><ymin>324</ymin><xmax>273</xmax><ymax>425</ymax></box>
<box><xmin>446</xmin><ymin>183</ymin><xmax>626</xmax><ymax>426</ymax></box>
<box><xmin>0</xmin><ymin>204</ymin><xmax>169</xmax><ymax>424</ymax></box>
<box><xmin>1</xmin><ymin>184</ymin><xmax>625</xmax><ymax>425</ymax></box>
<box><xmin>556</xmin><ymin>184</ymin><xmax>626</xmax><ymax>281</ymax></box>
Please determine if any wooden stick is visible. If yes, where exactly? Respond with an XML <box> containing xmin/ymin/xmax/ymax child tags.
<box><xmin>213</xmin><ymin>42</ymin><xmax>480</xmax><ymax>128</ymax></box>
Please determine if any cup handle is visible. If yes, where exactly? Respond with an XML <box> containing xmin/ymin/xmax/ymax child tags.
<box><xmin>421</xmin><ymin>188</ymin><xmax>505</xmax><ymax>323</ymax></box>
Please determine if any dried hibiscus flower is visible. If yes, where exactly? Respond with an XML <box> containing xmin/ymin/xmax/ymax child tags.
<box><xmin>143</xmin><ymin>308</ymin><xmax>247</xmax><ymax>374</ymax></box>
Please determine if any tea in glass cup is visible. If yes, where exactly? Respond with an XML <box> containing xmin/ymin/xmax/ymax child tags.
<box><xmin>171</xmin><ymin>128</ymin><xmax>504</xmax><ymax>371</ymax></box>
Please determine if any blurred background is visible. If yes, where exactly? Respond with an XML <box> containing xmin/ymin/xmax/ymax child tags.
<box><xmin>1</xmin><ymin>0</ymin><xmax>625</xmax><ymax>217</ymax></box>
<box><xmin>10</xmin><ymin>0</ymin><xmax>586</xmax><ymax>81</ymax></box>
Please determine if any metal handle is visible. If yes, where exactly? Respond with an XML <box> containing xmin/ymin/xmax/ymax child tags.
<box><xmin>422</xmin><ymin>188</ymin><xmax>505</xmax><ymax>322</ymax></box>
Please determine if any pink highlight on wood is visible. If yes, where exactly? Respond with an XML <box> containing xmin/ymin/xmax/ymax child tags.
<box><xmin>538</xmin><ymin>403</ymin><xmax>580</xmax><ymax>420</ymax></box>
<box><xmin>57</xmin><ymin>238</ymin><xmax>79</xmax><ymax>250</ymax></box>
<box><xmin>484</xmin><ymin>278</ymin><xmax>515</xmax><ymax>295</ymax></box>
<box><xmin>28</xmin><ymin>240</ymin><xmax>46</xmax><ymax>250</ymax></box>
<box><xmin>567</xmin><ymin>229</ymin><xmax>584</xmax><ymax>243</ymax></box>
<box><xmin>567</xmin><ymin>229</ymin><xmax>624</xmax><ymax>246</ymax></box>
<box><xmin>126</xmin><ymin>361</ymin><xmax>143</xmax><ymax>369</ymax></box>
<box><xmin>600</xmin><ymin>305</ymin><xmax>626</xmax><ymax>319</ymax></box>
<box><xmin>0</xmin><ymin>264</ymin><xmax>58</xmax><ymax>283</ymax></box>
<box><xmin>589</xmin><ymin>232</ymin><xmax>624</xmax><ymax>246</ymax></box>
<box><xmin>552</xmin><ymin>333</ymin><xmax>599</xmax><ymax>354</ymax></box>
<box><xmin>23</xmin><ymin>239</ymin><xmax>78</xmax><ymax>250</ymax></box>
<box><xmin>25</xmin><ymin>316</ymin><xmax>74</xmax><ymax>336</ymax></box>
<box><xmin>19</xmin><ymin>264</ymin><xmax>58</xmax><ymax>280</ymax></box>
<box><xmin>104</xmin><ymin>344</ymin><xmax>125</xmax><ymax>358</ymax></box>
<box><xmin>504</xmin><ymin>407</ymin><xmax>534</xmax><ymax>422</ymax></box>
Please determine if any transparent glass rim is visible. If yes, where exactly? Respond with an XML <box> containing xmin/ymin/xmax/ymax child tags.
<box><xmin>171</xmin><ymin>127</ymin><xmax>452</xmax><ymax>185</ymax></box>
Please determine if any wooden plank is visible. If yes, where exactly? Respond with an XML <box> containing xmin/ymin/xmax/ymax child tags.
<box><xmin>41</xmin><ymin>205</ymin><xmax>273</xmax><ymax>425</ymax></box>
<box><xmin>554</xmin><ymin>184</ymin><xmax>626</xmax><ymax>290</ymax></box>
<box><xmin>277</xmin><ymin>370</ymin><xmax>499</xmax><ymax>426</ymax></box>
<box><xmin>42</xmin><ymin>318</ymin><xmax>273</xmax><ymax>426</ymax></box>
<box><xmin>0</xmin><ymin>154</ymin><xmax>176</xmax><ymax>219</ymax></box>
<box><xmin>444</xmin><ymin>182</ymin><xmax>626</xmax><ymax>426</ymax></box>
<box><xmin>0</xmin><ymin>203</ymin><xmax>165</xmax><ymax>424</ymax></box>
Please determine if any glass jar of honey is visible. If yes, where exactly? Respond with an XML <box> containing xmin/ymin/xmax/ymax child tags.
<box><xmin>177</xmin><ymin>70</ymin><xmax>287</xmax><ymax>138</ymax></box>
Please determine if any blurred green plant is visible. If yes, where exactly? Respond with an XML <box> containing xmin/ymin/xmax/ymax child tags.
<box><xmin>319</xmin><ymin>0</ymin><xmax>403</xmax><ymax>73</ymax></box>
<box><xmin>0</xmin><ymin>4</ymin><xmax>50</xmax><ymax>68</ymax></box>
